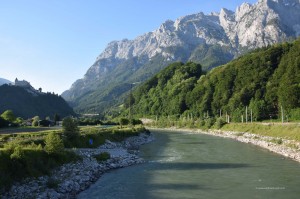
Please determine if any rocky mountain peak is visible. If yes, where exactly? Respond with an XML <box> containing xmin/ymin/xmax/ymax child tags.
<box><xmin>236</xmin><ymin>2</ymin><xmax>253</xmax><ymax>21</ymax></box>
<box><xmin>62</xmin><ymin>0</ymin><xmax>300</xmax><ymax>114</ymax></box>
<box><xmin>159</xmin><ymin>20</ymin><xmax>175</xmax><ymax>33</ymax></box>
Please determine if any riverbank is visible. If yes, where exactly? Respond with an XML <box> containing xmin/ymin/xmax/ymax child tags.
<box><xmin>1</xmin><ymin>132</ymin><xmax>154</xmax><ymax>199</ymax></box>
<box><xmin>149</xmin><ymin>127</ymin><xmax>300</xmax><ymax>163</ymax></box>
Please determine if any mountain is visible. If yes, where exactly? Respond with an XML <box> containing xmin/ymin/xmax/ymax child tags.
<box><xmin>62</xmin><ymin>0</ymin><xmax>300</xmax><ymax>114</ymax></box>
<box><xmin>128</xmin><ymin>38</ymin><xmax>300</xmax><ymax>121</ymax></box>
<box><xmin>0</xmin><ymin>84</ymin><xmax>75</xmax><ymax>119</ymax></box>
<box><xmin>0</xmin><ymin>78</ymin><xmax>12</xmax><ymax>86</ymax></box>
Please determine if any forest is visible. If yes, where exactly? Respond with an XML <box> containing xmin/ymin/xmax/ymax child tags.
<box><xmin>126</xmin><ymin>39</ymin><xmax>300</xmax><ymax>122</ymax></box>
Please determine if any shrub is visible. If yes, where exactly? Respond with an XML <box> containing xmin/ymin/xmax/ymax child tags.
<box><xmin>199</xmin><ymin>119</ymin><xmax>205</xmax><ymax>127</ymax></box>
<box><xmin>0</xmin><ymin>135</ymin><xmax>79</xmax><ymax>191</ymax></box>
<box><xmin>1</xmin><ymin>110</ymin><xmax>16</xmax><ymax>123</ymax></box>
<box><xmin>119</xmin><ymin>118</ymin><xmax>130</xmax><ymax>127</ymax></box>
<box><xmin>236</xmin><ymin>132</ymin><xmax>244</xmax><ymax>136</ymax></box>
<box><xmin>205</xmin><ymin>118</ymin><xmax>215</xmax><ymax>129</ymax></box>
<box><xmin>276</xmin><ymin>138</ymin><xmax>283</xmax><ymax>145</ymax></box>
<box><xmin>44</xmin><ymin>132</ymin><xmax>64</xmax><ymax>154</ymax></box>
<box><xmin>10</xmin><ymin>146</ymin><xmax>25</xmax><ymax>159</ymax></box>
<box><xmin>130</xmin><ymin>118</ymin><xmax>143</xmax><ymax>125</ymax></box>
<box><xmin>215</xmin><ymin>117</ymin><xmax>227</xmax><ymax>129</ymax></box>
<box><xmin>94</xmin><ymin>152</ymin><xmax>110</xmax><ymax>162</ymax></box>
<box><xmin>62</xmin><ymin>117</ymin><xmax>79</xmax><ymax>141</ymax></box>
<box><xmin>4</xmin><ymin>140</ymin><xmax>20</xmax><ymax>153</ymax></box>
<box><xmin>32</xmin><ymin>116</ymin><xmax>40</xmax><ymax>127</ymax></box>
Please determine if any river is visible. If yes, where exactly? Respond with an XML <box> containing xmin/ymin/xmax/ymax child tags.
<box><xmin>77</xmin><ymin>129</ymin><xmax>300</xmax><ymax>199</ymax></box>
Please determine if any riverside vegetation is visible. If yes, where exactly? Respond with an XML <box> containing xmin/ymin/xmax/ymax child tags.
<box><xmin>0</xmin><ymin>116</ymin><xmax>147</xmax><ymax>193</ymax></box>
<box><xmin>147</xmin><ymin>116</ymin><xmax>300</xmax><ymax>142</ymax></box>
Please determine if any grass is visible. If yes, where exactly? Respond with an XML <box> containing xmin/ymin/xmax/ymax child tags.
<box><xmin>64</xmin><ymin>125</ymin><xmax>145</xmax><ymax>148</ymax></box>
<box><xmin>220</xmin><ymin>123</ymin><xmax>300</xmax><ymax>141</ymax></box>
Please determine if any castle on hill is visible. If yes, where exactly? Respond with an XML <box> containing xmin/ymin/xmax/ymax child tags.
<box><xmin>14</xmin><ymin>78</ymin><xmax>32</xmax><ymax>88</ymax></box>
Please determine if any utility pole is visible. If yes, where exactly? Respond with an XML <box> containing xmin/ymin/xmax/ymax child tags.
<box><xmin>226</xmin><ymin>111</ymin><xmax>228</xmax><ymax>122</ymax></box>
<box><xmin>281</xmin><ymin>106</ymin><xmax>284</xmax><ymax>123</ymax></box>
<box><xmin>251</xmin><ymin>109</ymin><xmax>253</xmax><ymax>123</ymax></box>
<box><xmin>246</xmin><ymin>106</ymin><xmax>248</xmax><ymax>124</ymax></box>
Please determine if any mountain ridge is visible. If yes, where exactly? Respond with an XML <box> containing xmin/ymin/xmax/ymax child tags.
<box><xmin>0</xmin><ymin>78</ymin><xmax>12</xmax><ymax>86</ymax></box>
<box><xmin>0</xmin><ymin>84</ymin><xmax>75</xmax><ymax>119</ymax></box>
<box><xmin>62</xmin><ymin>0</ymin><xmax>300</xmax><ymax>114</ymax></box>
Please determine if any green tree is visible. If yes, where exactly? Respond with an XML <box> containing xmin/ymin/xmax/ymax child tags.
<box><xmin>54</xmin><ymin>113</ymin><xmax>60</xmax><ymax>125</ymax></box>
<box><xmin>1</xmin><ymin>110</ymin><xmax>16</xmax><ymax>123</ymax></box>
<box><xmin>119</xmin><ymin>118</ymin><xmax>129</xmax><ymax>127</ymax></box>
<box><xmin>44</xmin><ymin>132</ymin><xmax>64</xmax><ymax>154</ymax></box>
<box><xmin>62</xmin><ymin>117</ymin><xmax>79</xmax><ymax>140</ymax></box>
<box><xmin>32</xmin><ymin>116</ymin><xmax>40</xmax><ymax>127</ymax></box>
<box><xmin>15</xmin><ymin>117</ymin><xmax>24</xmax><ymax>125</ymax></box>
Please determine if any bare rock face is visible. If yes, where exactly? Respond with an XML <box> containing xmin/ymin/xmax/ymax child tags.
<box><xmin>62</xmin><ymin>0</ymin><xmax>300</xmax><ymax>113</ymax></box>
<box><xmin>93</xmin><ymin>0</ymin><xmax>300</xmax><ymax>62</ymax></box>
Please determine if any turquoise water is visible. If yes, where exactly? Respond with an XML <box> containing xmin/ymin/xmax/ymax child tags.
<box><xmin>77</xmin><ymin>130</ymin><xmax>300</xmax><ymax>199</ymax></box>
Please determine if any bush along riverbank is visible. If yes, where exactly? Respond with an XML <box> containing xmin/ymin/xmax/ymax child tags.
<box><xmin>0</xmin><ymin>126</ymin><xmax>154</xmax><ymax>199</ymax></box>
<box><xmin>147</xmin><ymin>120</ymin><xmax>300</xmax><ymax>163</ymax></box>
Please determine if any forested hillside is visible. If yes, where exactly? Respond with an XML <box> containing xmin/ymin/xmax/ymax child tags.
<box><xmin>128</xmin><ymin>39</ymin><xmax>300</xmax><ymax>121</ymax></box>
<box><xmin>0</xmin><ymin>85</ymin><xmax>75</xmax><ymax>119</ymax></box>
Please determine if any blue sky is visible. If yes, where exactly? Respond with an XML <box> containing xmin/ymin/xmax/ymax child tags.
<box><xmin>0</xmin><ymin>0</ymin><xmax>257</xmax><ymax>94</ymax></box>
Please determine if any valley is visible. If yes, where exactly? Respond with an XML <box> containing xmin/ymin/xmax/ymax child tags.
<box><xmin>0</xmin><ymin>0</ymin><xmax>300</xmax><ymax>198</ymax></box>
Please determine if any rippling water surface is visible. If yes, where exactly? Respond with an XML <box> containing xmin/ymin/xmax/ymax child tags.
<box><xmin>77</xmin><ymin>130</ymin><xmax>300</xmax><ymax>199</ymax></box>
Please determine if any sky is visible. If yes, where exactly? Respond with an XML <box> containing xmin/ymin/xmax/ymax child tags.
<box><xmin>0</xmin><ymin>0</ymin><xmax>257</xmax><ymax>94</ymax></box>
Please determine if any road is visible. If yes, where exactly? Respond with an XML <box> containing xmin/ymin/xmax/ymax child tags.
<box><xmin>0</xmin><ymin>126</ymin><xmax>62</xmax><ymax>134</ymax></box>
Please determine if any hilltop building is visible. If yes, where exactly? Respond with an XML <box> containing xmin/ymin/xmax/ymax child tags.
<box><xmin>14</xmin><ymin>78</ymin><xmax>42</xmax><ymax>96</ymax></box>
<box><xmin>15</xmin><ymin>78</ymin><xmax>32</xmax><ymax>88</ymax></box>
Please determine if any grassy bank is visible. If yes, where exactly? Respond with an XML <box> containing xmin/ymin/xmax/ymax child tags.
<box><xmin>220</xmin><ymin>123</ymin><xmax>300</xmax><ymax>141</ymax></box>
<box><xmin>0</xmin><ymin>125</ymin><xmax>147</xmax><ymax>191</ymax></box>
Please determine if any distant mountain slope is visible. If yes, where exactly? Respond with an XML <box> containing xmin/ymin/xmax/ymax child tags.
<box><xmin>0</xmin><ymin>78</ymin><xmax>12</xmax><ymax>86</ymax></box>
<box><xmin>128</xmin><ymin>38</ymin><xmax>300</xmax><ymax>121</ymax></box>
<box><xmin>62</xmin><ymin>0</ymin><xmax>300</xmax><ymax>115</ymax></box>
<box><xmin>0</xmin><ymin>84</ymin><xmax>75</xmax><ymax>119</ymax></box>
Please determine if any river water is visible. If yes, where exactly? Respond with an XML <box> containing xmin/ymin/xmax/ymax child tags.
<box><xmin>77</xmin><ymin>130</ymin><xmax>300</xmax><ymax>199</ymax></box>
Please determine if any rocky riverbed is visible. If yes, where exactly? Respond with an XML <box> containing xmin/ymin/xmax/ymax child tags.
<box><xmin>157</xmin><ymin>127</ymin><xmax>300</xmax><ymax>163</ymax></box>
<box><xmin>1</xmin><ymin>132</ymin><xmax>154</xmax><ymax>199</ymax></box>
<box><xmin>204</xmin><ymin>129</ymin><xmax>300</xmax><ymax>162</ymax></box>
